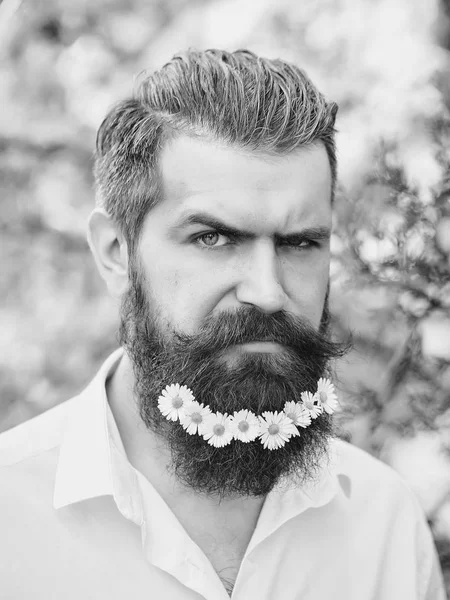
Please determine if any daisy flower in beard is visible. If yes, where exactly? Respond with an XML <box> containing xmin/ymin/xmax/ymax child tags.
<box><xmin>283</xmin><ymin>401</ymin><xmax>311</xmax><ymax>433</ymax></box>
<box><xmin>179</xmin><ymin>401</ymin><xmax>212</xmax><ymax>435</ymax></box>
<box><xmin>202</xmin><ymin>412</ymin><xmax>234</xmax><ymax>448</ymax></box>
<box><xmin>230</xmin><ymin>409</ymin><xmax>260</xmax><ymax>442</ymax></box>
<box><xmin>258</xmin><ymin>411</ymin><xmax>299</xmax><ymax>450</ymax></box>
<box><xmin>316</xmin><ymin>378</ymin><xmax>339</xmax><ymax>414</ymax></box>
<box><xmin>157</xmin><ymin>383</ymin><xmax>194</xmax><ymax>421</ymax></box>
<box><xmin>301</xmin><ymin>391</ymin><xmax>323</xmax><ymax>419</ymax></box>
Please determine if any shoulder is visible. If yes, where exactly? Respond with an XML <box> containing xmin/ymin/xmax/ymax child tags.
<box><xmin>0</xmin><ymin>395</ymin><xmax>86</xmax><ymax>528</ymax></box>
<box><xmin>0</xmin><ymin>396</ymin><xmax>79</xmax><ymax>468</ymax></box>
<box><xmin>332</xmin><ymin>439</ymin><xmax>445</xmax><ymax>598</ymax></box>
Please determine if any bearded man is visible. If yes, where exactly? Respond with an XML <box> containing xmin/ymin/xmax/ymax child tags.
<box><xmin>0</xmin><ymin>49</ymin><xmax>445</xmax><ymax>599</ymax></box>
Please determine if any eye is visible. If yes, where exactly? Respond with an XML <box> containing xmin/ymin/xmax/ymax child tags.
<box><xmin>281</xmin><ymin>238</ymin><xmax>318</xmax><ymax>250</ymax></box>
<box><xmin>291</xmin><ymin>240</ymin><xmax>310</xmax><ymax>248</ymax></box>
<box><xmin>196</xmin><ymin>231</ymin><xmax>230</xmax><ymax>248</ymax></box>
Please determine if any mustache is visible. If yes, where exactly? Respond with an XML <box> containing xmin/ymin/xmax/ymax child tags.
<box><xmin>171</xmin><ymin>307</ymin><xmax>349</xmax><ymax>360</ymax></box>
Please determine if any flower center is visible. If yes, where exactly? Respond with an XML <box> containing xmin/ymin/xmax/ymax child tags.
<box><xmin>268</xmin><ymin>424</ymin><xmax>280</xmax><ymax>435</ymax></box>
<box><xmin>286</xmin><ymin>412</ymin><xmax>295</xmax><ymax>421</ymax></box>
<box><xmin>191</xmin><ymin>412</ymin><xmax>202</xmax><ymax>424</ymax></box>
<box><xmin>213</xmin><ymin>424</ymin><xmax>226</xmax><ymax>436</ymax></box>
<box><xmin>172</xmin><ymin>396</ymin><xmax>183</xmax><ymax>409</ymax></box>
<box><xmin>238</xmin><ymin>421</ymin><xmax>249</xmax><ymax>432</ymax></box>
<box><xmin>319</xmin><ymin>391</ymin><xmax>327</xmax><ymax>402</ymax></box>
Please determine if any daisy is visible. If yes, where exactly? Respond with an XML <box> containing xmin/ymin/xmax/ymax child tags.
<box><xmin>157</xmin><ymin>383</ymin><xmax>195</xmax><ymax>421</ymax></box>
<box><xmin>179</xmin><ymin>401</ymin><xmax>211</xmax><ymax>435</ymax></box>
<box><xmin>230</xmin><ymin>409</ymin><xmax>260</xmax><ymax>443</ymax></box>
<box><xmin>317</xmin><ymin>378</ymin><xmax>339</xmax><ymax>414</ymax></box>
<box><xmin>301</xmin><ymin>391</ymin><xmax>323</xmax><ymax>419</ymax></box>
<box><xmin>258</xmin><ymin>411</ymin><xmax>299</xmax><ymax>450</ymax></box>
<box><xmin>283</xmin><ymin>401</ymin><xmax>312</xmax><ymax>433</ymax></box>
<box><xmin>202</xmin><ymin>412</ymin><xmax>234</xmax><ymax>448</ymax></box>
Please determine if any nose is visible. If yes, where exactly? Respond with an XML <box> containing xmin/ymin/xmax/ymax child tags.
<box><xmin>235</xmin><ymin>241</ymin><xmax>288</xmax><ymax>314</ymax></box>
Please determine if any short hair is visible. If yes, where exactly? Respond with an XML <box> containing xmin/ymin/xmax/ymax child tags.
<box><xmin>94</xmin><ymin>49</ymin><xmax>338</xmax><ymax>253</ymax></box>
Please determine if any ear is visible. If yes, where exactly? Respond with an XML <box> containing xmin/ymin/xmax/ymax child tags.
<box><xmin>87</xmin><ymin>208</ymin><xmax>129</xmax><ymax>297</ymax></box>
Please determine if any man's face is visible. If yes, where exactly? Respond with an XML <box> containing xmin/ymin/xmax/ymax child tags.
<box><xmin>120</xmin><ymin>136</ymin><xmax>341</xmax><ymax>498</ymax></box>
<box><xmin>138</xmin><ymin>136</ymin><xmax>332</xmax><ymax>345</ymax></box>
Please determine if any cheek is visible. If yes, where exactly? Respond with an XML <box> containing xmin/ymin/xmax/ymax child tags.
<box><xmin>137</xmin><ymin>224</ymin><xmax>220</xmax><ymax>333</ymax></box>
<box><xmin>144</xmin><ymin>259</ymin><xmax>224</xmax><ymax>334</ymax></box>
<box><xmin>286</xmin><ymin>256</ymin><xmax>329</xmax><ymax>326</ymax></box>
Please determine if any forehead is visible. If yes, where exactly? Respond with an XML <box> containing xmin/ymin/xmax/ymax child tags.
<box><xmin>155</xmin><ymin>135</ymin><xmax>332</xmax><ymax>229</ymax></box>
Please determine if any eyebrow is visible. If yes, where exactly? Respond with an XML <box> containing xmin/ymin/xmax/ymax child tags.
<box><xmin>171</xmin><ymin>211</ymin><xmax>331</xmax><ymax>241</ymax></box>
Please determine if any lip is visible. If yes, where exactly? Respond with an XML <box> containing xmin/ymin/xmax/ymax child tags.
<box><xmin>237</xmin><ymin>341</ymin><xmax>284</xmax><ymax>353</ymax></box>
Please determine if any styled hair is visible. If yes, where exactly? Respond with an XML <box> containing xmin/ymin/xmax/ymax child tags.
<box><xmin>94</xmin><ymin>49</ymin><xmax>338</xmax><ymax>253</ymax></box>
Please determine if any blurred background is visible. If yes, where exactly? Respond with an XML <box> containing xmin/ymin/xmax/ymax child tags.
<box><xmin>1</xmin><ymin>0</ymin><xmax>450</xmax><ymax>589</ymax></box>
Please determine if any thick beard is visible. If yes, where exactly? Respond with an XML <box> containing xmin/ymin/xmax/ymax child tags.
<box><xmin>119</xmin><ymin>267</ymin><xmax>349</xmax><ymax>500</ymax></box>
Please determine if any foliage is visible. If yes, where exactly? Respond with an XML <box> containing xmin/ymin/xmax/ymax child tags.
<box><xmin>1</xmin><ymin>0</ymin><xmax>449</xmax><ymax>590</ymax></box>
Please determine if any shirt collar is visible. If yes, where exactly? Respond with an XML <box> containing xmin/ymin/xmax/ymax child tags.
<box><xmin>53</xmin><ymin>348</ymin><xmax>142</xmax><ymax>525</ymax></box>
<box><xmin>242</xmin><ymin>439</ymin><xmax>350</xmax><ymax>557</ymax></box>
<box><xmin>53</xmin><ymin>349</ymin><xmax>351</xmax><ymax>520</ymax></box>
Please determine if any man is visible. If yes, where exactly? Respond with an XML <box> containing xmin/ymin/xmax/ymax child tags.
<box><xmin>0</xmin><ymin>49</ymin><xmax>446</xmax><ymax>599</ymax></box>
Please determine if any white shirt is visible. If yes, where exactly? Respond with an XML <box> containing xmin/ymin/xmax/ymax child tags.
<box><xmin>0</xmin><ymin>350</ymin><xmax>446</xmax><ymax>600</ymax></box>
